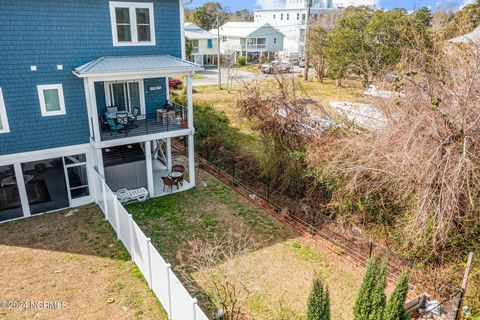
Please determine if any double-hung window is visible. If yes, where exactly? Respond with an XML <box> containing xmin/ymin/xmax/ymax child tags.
<box><xmin>37</xmin><ymin>84</ymin><xmax>66</xmax><ymax>117</ymax></box>
<box><xmin>0</xmin><ymin>88</ymin><xmax>10</xmax><ymax>133</ymax></box>
<box><xmin>110</xmin><ymin>2</ymin><xmax>155</xmax><ymax>46</ymax></box>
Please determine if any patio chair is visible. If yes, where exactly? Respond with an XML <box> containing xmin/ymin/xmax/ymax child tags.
<box><xmin>162</xmin><ymin>176</ymin><xmax>178</xmax><ymax>193</ymax></box>
<box><xmin>116</xmin><ymin>112</ymin><xmax>130</xmax><ymax>136</ymax></box>
<box><xmin>98</xmin><ymin>113</ymin><xmax>110</xmax><ymax>132</ymax></box>
<box><xmin>106</xmin><ymin>106</ymin><xmax>118</xmax><ymax>114</ymax></box>
<box><xmin>129</xmin><ymin>107</ymin><xmax>140</xmax><ymax>129</ymax></box>
<box><xmin>116</xmin><ymin>188</ymin><xmax>149</xmax><ymax>204</ymax></box>
<box><xmin>172</xmin><ymin>164</ymin><xmax>186</xmax><ymax>173</ymax></box>
<box><xmin>107</xmin><ymin>118</ymin><xmax>125</xmax><ymax>135</ymax></box>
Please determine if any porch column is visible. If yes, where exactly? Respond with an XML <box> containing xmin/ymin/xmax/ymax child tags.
<box><xmin>85</xmin><ymin>79</ymin><xmax>101</xmax><ymax>143</ymax></box>
<box><xmin>188</xmin><ymin>134</ymin><xmax>196</xmax><ymax>188</ymax></box>
<box><xmin>145</xmin><ymin>141</ymin><xmax>155</xmax><ymax>197</ymax></box>
<box><xmin>95</xmin><ymin>148</ymin><xmax>105</xmax><ymax>178</ymax></box>
<box><xmin>186</xmin><ymin>74</ymin><xmax>194</xmax><ymax>129</ymax></box>
<box><xmin>165</xmin><ymin>77</ymin><xmax>170</xmax><ymax>102</ymax></box>
<box><xmin>166</xmin><ymin>138</ymin><xmax>172</xmax><ymax>172</ymax></box>
<box><xmin>13</xmin><ymin>163</ymin><xmax>31</xmax><ymax>218</ymax></box>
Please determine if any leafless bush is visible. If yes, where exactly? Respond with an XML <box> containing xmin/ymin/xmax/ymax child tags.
<box><xmin>177</xmin><ymin>232</ymin><xmax>257</xmax><ymax>320</ymax></box>
<box><xmin>308</xmin><ymin>37</ymin><xmax>480</xmax><ymax>254</ymax></box>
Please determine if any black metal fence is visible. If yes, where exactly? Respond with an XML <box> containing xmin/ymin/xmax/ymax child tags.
<box><xmin>191</xmin><ymin>141</ymin><xmax>463</xmax><ymax>319</ymax></box>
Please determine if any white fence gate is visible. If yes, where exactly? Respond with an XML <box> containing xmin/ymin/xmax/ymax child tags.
<box><xmin>91</xmin><ymin>170</ymin><xmax>209</xmax><ymax>320</ymax></box>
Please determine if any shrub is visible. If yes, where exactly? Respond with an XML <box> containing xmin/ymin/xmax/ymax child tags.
<box><xmin>237</xmin><ymin>56</ymin><xmax>247</xmax><ymax>66</ymax></box>
<box><xmin>307</xmin><ymin>276</ymin><xmax>331</xmax><ymax>320</ymax></box>
<box><xmin>384</xmin><ymin>272</ymin><xmax>409</xmax><ymax>320</ymax></box>
<box><xmin>353</xmin><ymin>257</ymin><xmax>387</xmax><ymax>320</ymax></box>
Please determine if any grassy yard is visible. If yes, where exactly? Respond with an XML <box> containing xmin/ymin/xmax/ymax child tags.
<box><xmin>0</xmin><ymin>205</ymin><xmax>166</xmax><ymax>320</ymax></box>
<box><xmin>127</xmin><ymin>169</ymin><xmax>364</xmax><ymax>319</ymax></box>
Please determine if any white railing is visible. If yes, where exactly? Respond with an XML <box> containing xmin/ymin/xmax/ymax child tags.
<box><xmin>91</xmin><ymin>169</ymin><xmax>209</xmax><ymax>320</ymax></box>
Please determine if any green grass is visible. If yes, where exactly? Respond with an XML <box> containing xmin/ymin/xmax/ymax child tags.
<box><xmin>192</xmin><ymin>74</ymin><xmax>207</xmax><ymax>80</ymax></box>
<box><xmin>126</xmin><ymin>170</ymin><xmax>288</xmax><ymax>264</ymax></box>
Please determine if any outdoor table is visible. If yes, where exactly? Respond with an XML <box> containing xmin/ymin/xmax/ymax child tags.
<box><xmin>168</xmin><ymin>172</ymin><xmax>183</xmax><ymax>179</ymax></box>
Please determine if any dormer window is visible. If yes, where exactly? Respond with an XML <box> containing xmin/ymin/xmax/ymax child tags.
<box><xmin>109</xmin><ymin>2</ymin><xmax>156</xmax><ymax>46</ymax></box>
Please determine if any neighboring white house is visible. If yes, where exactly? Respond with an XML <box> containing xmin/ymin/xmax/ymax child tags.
<box><xmin>254</xmin><ymin>0</ymin><xmax>375</xmax><ymax>56</ymax></box>
<box><xmin>210</xmin><ymin>22</ymin><xmax>285</xmax><ymax>63</ymax></box>
<box><xmin>185</xmin><ymin>22</ymin><xmax>219</xmax><ymax>67</ymax></box>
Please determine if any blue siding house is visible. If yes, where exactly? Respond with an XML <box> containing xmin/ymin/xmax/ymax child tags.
<box><xmin>0</xmin><ymin>0</ymin><xmax>200</xmax><ymax>222</ymax></box>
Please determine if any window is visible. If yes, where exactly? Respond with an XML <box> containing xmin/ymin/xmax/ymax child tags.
<box><xmin>109</xmin><ymin>2</ymin><xmax>155</xmax><ymax>46</ymax></box>
<box><xmin>0</xmin><ymin>88</ymin><xmax>10</xmax><ymax>133</ymax></box>
<box><xmin>274</xmin><ymin>37</ymin><xmax>277</xmax><ymax>44</ymax></box>
<box><xmin>281</xmin><ymin>13</ymin><xmax>284</xmax><ymax>20</ymax></box>
<box><xmin>37</xmin><ymin>84</ymin><xmax>66</xmax><ymax>117</ymax></box>
<box><xmin>191</xmin><ymin>39</ymin><xmax>199</xmax><ymax>53</ymax></box>
<box><xmin>297</xmin><ymin>13</ymin><xmax>300</xmax><ymax>20</ymax></box>
<box><xmin>287</xmin><ymin>13</ymin><xmax>290</xmax><ymax>20</ymax></box>
<box><xmin>273</xmin><ymin>14</ymin><xmax>276</xmax><ymax>19</ymax></box>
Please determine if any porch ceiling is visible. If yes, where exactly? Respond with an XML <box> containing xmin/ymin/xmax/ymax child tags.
<box><xmin>73</xmin><ymin>55</ymin><xmax>202</xmax><ymax>78</ymax></box>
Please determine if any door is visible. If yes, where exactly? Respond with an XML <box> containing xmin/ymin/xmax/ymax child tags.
<box><xmin>107</xmin><ymin>81</ymin><xmax>145</xmax><ymax>115</ymax></box>
<box><xmin>64</xmin><ymin>154</ymin><xmax>91</xmax><ymax>207</ymax></box>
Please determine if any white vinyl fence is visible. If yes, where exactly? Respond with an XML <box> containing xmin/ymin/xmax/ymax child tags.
<box><xmin>91</xmin><ymin>169</ymin><xmax>209</xmax><ymax>320</ymax></box>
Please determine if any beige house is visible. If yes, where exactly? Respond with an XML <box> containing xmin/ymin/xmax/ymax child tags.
<box><xmin>184</xmin><ymin>23</ymin><xmax>218</xmax><ymax>67</ymax></box>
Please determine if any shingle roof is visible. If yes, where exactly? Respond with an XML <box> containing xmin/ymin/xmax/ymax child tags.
<box><xmin>74</xmin><ymin>55</ymin><xmax>201</xmax><ymax>77</ymax></box>
<box><xmin>184</xmin><ymin>22</ymin><xmax>217</xmax><ymax>40</ymax></box>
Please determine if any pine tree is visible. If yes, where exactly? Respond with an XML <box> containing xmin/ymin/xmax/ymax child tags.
<box><xmin>370</xmin><ymin>261</ymin><xmax>387</xmax><ymax>320</ymax></box>
<box><xmin>307</xmin><ymin>276</ymin><xmax>331</xmax><ymax>320</ymax></box>
<box><xmin>384</xmin><ymin>272</ymin><xmax>409</xmax><ymax>320</ymax></box>
<box><xmin>353</xmin><ymin>257</ymin><xmax>387</xmax><ymax>320</ymax></box>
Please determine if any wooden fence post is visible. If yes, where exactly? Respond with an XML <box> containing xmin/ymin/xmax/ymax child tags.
<box><xmin>454</xmin><ymin>252</ymin><xmax>474</xmax><ymax>320</ymax></box>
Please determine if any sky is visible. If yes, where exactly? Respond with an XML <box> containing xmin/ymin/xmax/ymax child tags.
<box><xmin>185</xmin><ymin>0</ymin><xmax>472</xmax><ymax>12</ymax></box>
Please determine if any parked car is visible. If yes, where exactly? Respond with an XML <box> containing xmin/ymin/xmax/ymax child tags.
<box><xmin>261</xmin><ymin>61</ymin><xmax>293</xmax><ymax>74</ymax></box>
<box><xmin>169</xmin><ymin>78</ymin><xmax>183</xmax><ymax>89</ymax></box>
<box><xmin>298</xmin><ymin>57</ymin><xmax>306</xmax><ymax>68</ymax></box>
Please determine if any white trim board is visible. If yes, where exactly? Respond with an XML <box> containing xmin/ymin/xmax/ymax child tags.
<box><xmin>37</xmin><ymin>84</ymin><xmax>66</xmax><ymax>117</ymax></box>
<box><xmin>109</xmin><ymin>1</ymin><xmax>156</xmax><ymax>47</ymax></box>
<box><xmin>0</xmin><ymin>87</ymin><xmax>10</xmax><ymax>133</ymax></box>
<box><xmin>0</xmin><ymin>144</ymin><xmax>92</xmax><ymax>166</ymax></box>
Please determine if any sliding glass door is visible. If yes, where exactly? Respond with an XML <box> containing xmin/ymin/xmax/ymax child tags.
<box><xmin>107</xmin><ymin>81</ymin><xmax>143</xmax><ymax>115</ymax></box>
<box><xmin>0</xmin><ymin>165</ymin><xmax>24</xmax><ymax>221</ymax></box>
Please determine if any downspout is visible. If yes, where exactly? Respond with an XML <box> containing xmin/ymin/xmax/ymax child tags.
<box><xmin>180</xmin><ymin>0</ymin><xmax>193</xmax><ymax>60</ymax></box>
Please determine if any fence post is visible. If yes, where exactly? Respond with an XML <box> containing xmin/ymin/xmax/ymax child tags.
<box><xmin>113</xmin><ymin>196</ymin><xmax>120</xmax><ymax>240</ymax></box>
<box><xmin>454</xmin><ymin>252</ymin><xmax>474</xmax><ymax>320</ymax></box>
<box><xmin>101</xmin><ymin>178</ymin><xmax>108</xmax><ymax>220</ymax></box>
<box><xmin>166</xmin><ymin>263</ymin><xmax>173</xmax><ymax>320</ymax></box>
<box><xmin>146</xmin><ymin>238</ymin><xmax>153</xmax><ymax>289</ymax></box>
<box><xmin>192</xmin><ymin>298</ymin><xmax>198</xmax><ymax>320</ymax></box>
<box><xmin>368</xmin><ymin>242</ymin><xmax>374</xmax><ymax>259</ymax></box>
<box><xmin>232</xmin><ymin>161</ymin><xmax>235</xmax><ymax>185</ymax></box>
<box><xmin>128</xmin><ymin>214</ymin><xmax>135</xmax><ymax>262</ymax></box>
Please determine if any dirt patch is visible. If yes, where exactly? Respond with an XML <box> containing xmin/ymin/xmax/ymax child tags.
<box><xmin>0</xmin><ymin>205</ymin><xmax>166</xmax><ymax>320</ymax></box>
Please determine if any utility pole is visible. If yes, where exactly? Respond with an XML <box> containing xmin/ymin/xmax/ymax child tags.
<box><xmin>217</xmin><ymin>11</ymin><xmax>222</xmax><ymax>90</ymax></box>
<box><xmin>303</xmin><ymin>0</ymin><xmax>312</xmax><ymax>81</ymax></box>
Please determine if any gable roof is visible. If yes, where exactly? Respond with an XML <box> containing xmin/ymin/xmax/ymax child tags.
<box><xmin>184</xmin><ymin>22</ymin><xmax>217</xmax><ymax>40</ymax></box>
<box><xmin>450</xmin><ymin>26</ymin><xmax>480</xmax><ymax>44</ymax></box>
<box><xmin>210</xmin><ymin>22</ymin><xmax>285</xmax><ymax>38</ymax></box>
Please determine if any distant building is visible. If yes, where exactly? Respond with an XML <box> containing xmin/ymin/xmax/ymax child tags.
<box><xmin>210</xmin><ymin>22</ymin><xmax>285</xmax><ymax>63</ymax></box>
<box><xmin>254</xmin><ymin>0</ymin><xmax>374</xmax><ymax>56</ymax></box>
<box><xmin>185</xmin><ymin>23</ymin><xmax>219</xmax><ymax>67</ymax></box>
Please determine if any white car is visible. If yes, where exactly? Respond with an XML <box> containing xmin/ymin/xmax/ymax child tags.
<box><xmin>261</xmin><ymin>61</ymin><xmax>293</xmax><ymax>74</ymax></box>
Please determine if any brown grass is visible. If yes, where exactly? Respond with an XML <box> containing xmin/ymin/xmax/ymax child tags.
<box><xmin>0</xmin><ymin>205</ymin><xmax>166</xmax><ymax>320</ymax></box>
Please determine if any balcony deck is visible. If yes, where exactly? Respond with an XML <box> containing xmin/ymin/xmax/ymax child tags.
<box><xmin>100</xmin><ymin>118</ymin><xmax>184</xmax><ymax>142</ymax></box>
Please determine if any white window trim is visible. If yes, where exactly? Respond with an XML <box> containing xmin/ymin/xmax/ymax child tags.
<box><xmin>109</xmin><ymin>1</ymin><xmax>156</xmax><ymax>47</ymax></box>
<box><xmin>37</xmin><ymin>84</ymin><xmax>66</xmax><ymax>117</ymax></box>
<box><xmin>0</xmin><ymin>88</ymin><xmax>10</xmax><ymax>133</ymax></box>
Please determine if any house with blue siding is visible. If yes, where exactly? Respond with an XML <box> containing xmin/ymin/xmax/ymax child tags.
<box><xmin>0</xmin><ymin>0</ymin><xmax>200</xmax><ymax>222</ymax></box>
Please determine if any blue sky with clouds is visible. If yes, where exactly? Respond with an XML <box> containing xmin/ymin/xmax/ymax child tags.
<box><xmin>186</xmin><ymin>0</ymin><xmax>468</xmax><ymax>12</ymax></box>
